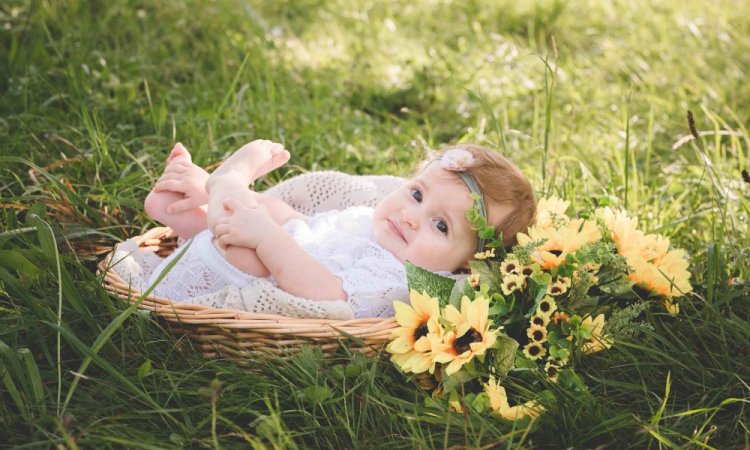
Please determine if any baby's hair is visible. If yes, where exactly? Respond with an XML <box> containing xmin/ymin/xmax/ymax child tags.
<box><xmin>418</xmin><ymin>143</ymin><xmax>537</xmax><ymax>248</ymax></box>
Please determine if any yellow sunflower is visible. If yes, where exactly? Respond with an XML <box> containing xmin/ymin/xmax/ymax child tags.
<box><xmin>626</xmin><ymin>250</ymin><xmax>692</xmax><ymax>300</ymax></box>
<box><xmin>388</xmin><ymin>290</ymin><xmax>444</xmax><ymax>373</ymax></box>
<box><xmin>600</xmin><ymin>207</ymin><xmax>692</xmax><ymax>300</ymax></box>
<box><xmin>535</xmin><ymin>197</ymin><xmax>571</xmax><ymax>230</ymax></box>
<box><xmin>517</xmin><ymin>219</ymin><xmax>601</xmax><ymax>270</ymax></box>
<box><xmin>434</xmin><ymin>295</ymin><xmax>498</xmax><ymax>376</ymax></box>
<box><xmin>468</xmin><ymin>273</ymin><xmax>481</xmax><ymax>289</ymax></box>
<box><xmin>484</xmin><ymin>377</ymin><xmax>544</xmax><ymax>420</ymax></box>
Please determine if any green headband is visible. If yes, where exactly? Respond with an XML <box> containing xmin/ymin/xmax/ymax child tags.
<box><xmin>433</xmin><ymin>148</ymin><xmax>489</xmax><ymax>253</ymax></box>
<box><xmin>456</xmin><ymin>171</ymin><xmax>488</xmax><ymax>253</ymax></box>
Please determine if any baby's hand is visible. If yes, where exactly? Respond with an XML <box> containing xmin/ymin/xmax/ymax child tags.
<box><xmin>214</xmin><ymin>197</ymin><xmax>280</xmax><ymax>249</ymax></box>
<box><xmin>153</xmin><ymin>157</ymin><xmax>209</xmax><ymax>214</ymax></box>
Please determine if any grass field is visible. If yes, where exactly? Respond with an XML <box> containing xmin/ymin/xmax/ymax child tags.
<box><xmin>1</xmin><ymin>0</ymin><xmax>749</xmax><ymax>448</ymax></box>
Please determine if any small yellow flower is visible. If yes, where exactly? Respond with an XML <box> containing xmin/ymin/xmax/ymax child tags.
<box><xmin>530</xmin><ymin>313</ymin><xmax>551</xmax><ymax>328</ymax></box>
<box><xmin>500</xmin><ymin>257</ymin><xmax>521</xmax><ymax>275</ymax></box>
<box><xmin>526</xmin><ymin>325</ymin><xmax>548</xmax><ymax>343</ymax></box>
<box><xmin>663</xmin><ymin>298</ymin><xmax>680</xmax><ymax>316</ymax></box>
<box><xmin>474</xmin><ymin>248</ymin><xmax>496</xmax><ymax>260</ymax></box>
<box><xmin>523</xmin><ymin>342</ymin><xmax>547</xmax><ymax>360</ymax></box>
<box><xmin>544</xmin><ymin>361</ymin><xmax>561</xmax><ymax>382</ymax></box>
<box><xmin>519</xmin><ymin>265</ymin><xmax>535</xmax><ymax>278</ymax></box>
<box><xmin>501</xmin><ymin>274</ymin><xmax>525</xmax><ymax>295</ymax></box>
<box><xmin>551</xmin><ymin>311</ymin><xmax>569</xmax><ymax>324</ymax></box>
<box><xmin>484</xmin><ymin>377</ymin><xmax>544</xmax><ymax>421</ymax></box>
<box><xmin>547</xmin><ymin>279</ymin><xmax>568</xmax><ymax>296</ymax></box>
<box><xmin>468</xmin><ymin>273</ymin><xmax>481</xmax><ymax>289</ymax></box>
<box><xmin>536</xmin><ymin>296</ymin><xmax>557</xmax><ymax>316</ymax></box>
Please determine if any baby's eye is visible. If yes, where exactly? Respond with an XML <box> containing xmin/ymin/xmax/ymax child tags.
<box><xmin>434</xmin><ymin>219</ymin><xmax>448</xmax><ymax>235</ymax></box>
<box><xmin>410</xmin><ymin>188</ymin><xmax>423</xmax><ymax>203</ymax></box>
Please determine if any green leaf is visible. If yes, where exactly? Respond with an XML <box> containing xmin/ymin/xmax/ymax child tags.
<box><xmin>468</xmin><ymin>260</ymin><xmax>503</xmax><ymax>293</ymax></box>
<box><xmin>441</xmin><ymin>369</ymin><xmax>475</xmax><ymax>395</ymax></box>
<box><xmin>405</xmin><ymin>261</ymin><xmax>455</xmax><ymax>305</ymax></box>
<box><xmin>448</xmin><ymin>278</ymin><xmax>472</xmax><ymax>308</ymax></box>
<box><xmin>137</xmin><ymin>360</ymin><xmax>153</xmax><ymax>379</ymax></box>
<box><xmin>300</xmin><ymin>385</ymin><xmax>332</xmax><ymax>405</ymax></box>
<box><xmin>0</xmin><ymin>250</ymin><xmax>41</xmax><ymax>279</ymax></box>
<box><xmin>490</xmin><ymin>334</ymin><xmax>518</xmax><ymax>380</ymax></box>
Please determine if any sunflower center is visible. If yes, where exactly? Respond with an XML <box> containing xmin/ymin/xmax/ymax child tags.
<box><xmin>632</xmin><ymin>284</ymin><xmax>653</xmax><ymax>299</ymax></box>
<box><xmin>528</xmin><ymin>344</ymin><xmax>541</xmax><ymax>356</ymax></box>
<box><xmin>454</xmin><ymin>328</ymin><xmax>482</xmax><ymax>354</ymax></box>
<box><xmin>413</xmin><ymin>323</ymin><xmax>429</xmax><ymax>341</ymax></box>
<box><xmin>532</xmin><ymin>330</ymin><xmax>545</xmax><ymax>341</ymax></box>
<box><xmin>549</xmin><ymin>249</ymin><xmax>563</xmax><ymax>257</ymax></box>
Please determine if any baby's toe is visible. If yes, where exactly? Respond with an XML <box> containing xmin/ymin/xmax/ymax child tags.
<box><xmin>167</xmin><ymin>142</ymin><xmax>192</xmax><ymax>163</ymax></box>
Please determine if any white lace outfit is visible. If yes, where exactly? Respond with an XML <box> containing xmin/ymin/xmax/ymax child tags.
<box><xmin>110</xmin><ymin>171</ymin><xmax>408</xmax><ymax>320</ymax></box>
<box><xmin>147</xmin><ymin>206</ymin><xmax>407</xmax><ymax>318</ymax></box>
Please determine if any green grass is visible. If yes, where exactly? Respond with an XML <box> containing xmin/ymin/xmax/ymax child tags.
<box><xmin>1</xmin><ymin>0</ymin><xmax>749</xmax><ymax>448</ymax></box>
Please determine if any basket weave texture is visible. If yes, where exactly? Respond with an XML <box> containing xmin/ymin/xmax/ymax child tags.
<box><xmin>99</xmin><ymin>172</ymin><xmax>406</xmax><ymax>360</ymax></box>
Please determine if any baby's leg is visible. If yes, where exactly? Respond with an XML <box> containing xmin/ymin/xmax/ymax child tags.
<box><xmin>219</xmin><ymin>245</ymin><xmax>271</xmax><ymax>278</ymax></box>
<box><xmin>144</xmin><ymin>144</ymin><xmax>209</xmax><ymax>238</ymax></box>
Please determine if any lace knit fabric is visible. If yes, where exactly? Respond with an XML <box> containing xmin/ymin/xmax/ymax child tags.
<box><xmin>147</xmin><ymin>207</ymin><xmax>407</xmax><ymax>318</ymax></box>
<box><xmin>110</xmin><ymin>171</ymin><xmax>407</xmax><ymax>320</ymax></box>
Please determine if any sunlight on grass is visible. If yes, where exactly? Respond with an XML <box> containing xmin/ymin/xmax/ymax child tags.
<box><xmin>0</xmin><ymin>0</ymin><xmax>748</xmax><ymax>447</ymax></box>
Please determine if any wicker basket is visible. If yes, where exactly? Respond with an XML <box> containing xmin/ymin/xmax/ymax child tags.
<box><xmin>99</xmin><ymin>227</ymin><xmax>398</xmax><ymax>361</ymax></box>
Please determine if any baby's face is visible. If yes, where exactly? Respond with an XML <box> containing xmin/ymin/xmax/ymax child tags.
<box><xmin>372</xmin><ymin>163</ymin><xmax>476</xmax><ymax>272</ymax></box>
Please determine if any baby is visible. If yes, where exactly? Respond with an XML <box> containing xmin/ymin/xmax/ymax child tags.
<box><xmin>144</xmin><ymin>140</ymin><xmax>536</xmax><ymax>318</ymax></box>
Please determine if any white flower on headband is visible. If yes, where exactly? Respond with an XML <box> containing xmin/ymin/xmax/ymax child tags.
<box><xmin>440</xmin><ymin>148</ymin><xmax>474</xmax><ymax>172</ymax></box>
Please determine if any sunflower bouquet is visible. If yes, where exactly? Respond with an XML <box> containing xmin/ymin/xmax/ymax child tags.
<box><xmin>386</xmin><ymin>197</ymin><xmax>693</xmax><ymax>421</ymax></box>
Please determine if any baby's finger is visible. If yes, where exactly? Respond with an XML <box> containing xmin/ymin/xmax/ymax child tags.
<box><xmin>166</xmin><ymin>197</ymin><xmax>203</xmax><ymax>214</ymax></box>
<box><xmin>153</xmin><ymin>179</ymin><xmax>183</xmax><ymax>193</ymax></box>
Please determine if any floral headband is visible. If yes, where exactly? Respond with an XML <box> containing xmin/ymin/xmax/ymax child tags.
<box><xmin>438</xmin><ymin>148</ymin><xmax>492</xmax><ymax>252</ymax></box>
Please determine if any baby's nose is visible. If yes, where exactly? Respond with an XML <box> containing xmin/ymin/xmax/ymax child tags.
<box><xmin>401</xmin><ymin>208</ymin><xmax>418</xmax><ymax>229</ymax></box>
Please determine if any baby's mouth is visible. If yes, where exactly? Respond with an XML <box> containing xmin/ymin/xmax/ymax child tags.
<box><xmin>388</xmin><ymin>218</ymin><xmax>407</xmax><ymax>243</ymax></box>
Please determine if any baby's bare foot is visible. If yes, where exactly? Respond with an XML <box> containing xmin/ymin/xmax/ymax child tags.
<box><xmin>243</xmin><ymin>140</ymin><xmax>290</xmax><ymax>180</ymax></box>
<box><xmin>211</xmin><ymin>139</ymin><xmax>290</xmax><ymax>183</ymax></box>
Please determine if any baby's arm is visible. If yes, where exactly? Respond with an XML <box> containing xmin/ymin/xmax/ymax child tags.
<box><xmin>215</xmin><ymin>199</ymin><xmax>347</xmax><ymax>301</ymax></box>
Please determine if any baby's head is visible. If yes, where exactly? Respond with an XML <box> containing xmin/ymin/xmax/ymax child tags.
<box><xmin>372</xmin><ymin>143</ymin><xmax>536</xmax><ymax>273</ymax></box>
